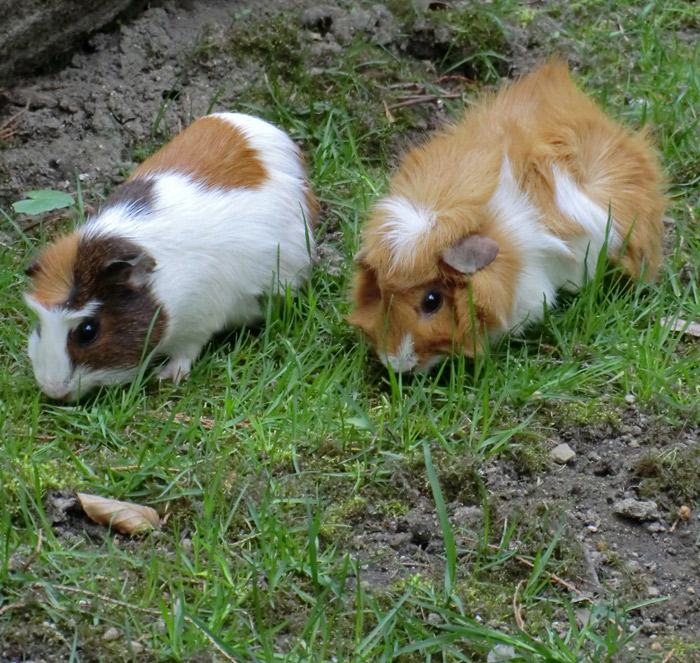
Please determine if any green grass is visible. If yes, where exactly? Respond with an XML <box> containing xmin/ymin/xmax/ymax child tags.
<box><xmin>2</xmin><ymin>1</ymin><xmax>700</xmax><ymax>661</ymax></box>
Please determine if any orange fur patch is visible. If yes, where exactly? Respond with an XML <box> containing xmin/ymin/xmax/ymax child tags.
<box><xmin>304</xmin><ymin>184</ymin><xmax>320</xmax><ymax>230</ymax></box>
<box><xmin>295</xmin><ymin>144</ymin><xmax>320</xmax><ymax>230</ymax></box>
<box><xmin>131</xmin><ymin>115</ymin><xmax>267</xmax><ymax>190</ymax></box>
<box><xmin>29</xmin><ymin>233</ymin><xmax>79</xmax><ymax>307</ymax></box>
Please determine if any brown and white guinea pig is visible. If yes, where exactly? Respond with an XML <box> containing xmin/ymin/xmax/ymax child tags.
<box><xmin>347</xmin><ymin>60</ymin><xmax>666</xmax><ymax>372</ymax></box>
<box><xmin>25</xmin><ymin>112</ymin><xmax>318</xmax><ymax>400</ymax></box>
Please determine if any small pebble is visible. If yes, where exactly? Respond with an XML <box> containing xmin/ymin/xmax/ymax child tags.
<box><xmin>651</xmin><ymin>642</ymin><xmax>662</xmax><ymax>651</ymax></box>
<box><xmin>624</xmin><ymin>394</ymin><xmax>636</xmax><ymax>404</ymax></box>
<box><xmin>487</xmin><ymin>644</ymin><xmax>516</xmax><ymax>662</ymax></box>
<box><xmin>103</xmin><ymin>627</ymin><xmax>121</xmax><ymax>641</ymax></box>
<box><xmin>129</xmin><ymin>640</ymin><xmax>144</xmax><ymax>654</ymax></box>
<box><xmin>614</xmin><ymin>498</ymin><xmax>658</xmax><ymax>521</ymax></box>
<box><xmin>647</xmin><ymin>586</ymin><xmax>661</xmax><ymax>598</ymax></box>
<box><xmin>551</xmin><ymin>443</ymin><xmax>576</xmax><ymax>464</ymax></box>
<box><xmin>688</xmin><ymin>587</ymin><xmax>695</xmax><ymax>595</ymax></box>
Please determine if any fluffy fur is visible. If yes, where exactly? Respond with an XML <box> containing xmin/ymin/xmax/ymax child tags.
<box><xmin>26</xmin><ymin>112</ymin><xmax>317</xmax><ymax>400</ymax></box>
<box><xmin>348</xmin><ymin>61</ymin><xmax>666</xmax><ymax>371</ymax></box>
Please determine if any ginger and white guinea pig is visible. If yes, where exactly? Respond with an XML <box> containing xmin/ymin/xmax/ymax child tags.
<box><xmin>25</xmin><ymin>112</ymin><xmax>318</xmax><ymax>400</ymax></box>
<box><xmin>348</xmin><ymin>60</ymin><xmax>666</xmax><ymax>372</ymax></box>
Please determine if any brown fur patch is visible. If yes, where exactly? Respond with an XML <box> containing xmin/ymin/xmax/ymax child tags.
<box><xmin>29</xmin><ymin>234</ymin><xmax>80</xmax><ymax>307</ymax></box>
<box><xmin>304</xmin><ymin>184</ymin><xmax>320</xmax><ymax>230</ymax></box>
<box><xmin>296</xmin><ymin>146</ymin><xmax>319</xmax><ymax>230</ymax></box>
<box><xmin>130</xmin><ymin>115</ymin><xmax>267</xmax><ymax>190</ymax></box>
<box><xmin>100</xmin><ymin>178</ymin><xmax>156</xmax><ymax>216</ymax></box>
<box><xmin>66</xmin><ymin>235</ymin><xmax>167</xmax><ymax>369</ymax></box>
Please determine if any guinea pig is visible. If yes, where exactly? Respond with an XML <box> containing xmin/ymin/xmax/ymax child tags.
<box><xmin>25</xmin><ymin>112</ymin><xmax>318</xmax><ymax>400</ymax></box>
<box><xmin>347</xmin><ymin>60</ymin><xmax>666</xmax><ymax>372</ymax></box>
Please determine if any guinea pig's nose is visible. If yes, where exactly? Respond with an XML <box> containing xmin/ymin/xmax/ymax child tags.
<box><xmin>42</xmin><ymin>385</ymin><xmax>72</xmax><ymax>401</ymax></box>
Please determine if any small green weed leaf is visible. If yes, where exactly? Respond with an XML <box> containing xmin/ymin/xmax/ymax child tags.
<box><xmin>13</xmin><ymin>190</ymin><xmax>74</xmax><ymax>215</ymax></box>
<box><xmin>346</xmin><ymin>416</ymin><xmax>374</xmax><ymax>431</ymax></box>
<box><xmin>423</xmin><ymin>442</ymin><xmax>457</xmax><ymax>598</ymax></box>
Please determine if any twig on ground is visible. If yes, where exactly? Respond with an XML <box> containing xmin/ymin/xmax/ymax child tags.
<box><xmin>439</xmin><ymin>74</ymin><xmax>480</xmax><ymax>86</ymax></box>
<box><xmin>661</xmin><ymin>648</ymin><xmax>676</xmax><ymax>663</ymax></box>
<box><xmin>0</xmin><ymin>601</ymin><xmax>26</xmax><ymax>617</ymax></box>
<box><xmin>21</xmin><ymin>208</ymin><xmax>75</xmax><ymax>234</ymax></box>
<box><xmin>388</xmin><ymin>82</ymin><xmax>425</xmax><ymax>90</ymax></box>
<box><xmin>111</xmin><ymin>465</ymin><xmax>181</xmax><ymax>474</ymax></box>
<box><xmin>513</xmin><ymin>578</ymin><xmax>527</xmax><ymax>630</ymax></box>
<box><xmin>388</xmin><ymin>92</ymin><xmax>461</xmax><ymax>111</ymax></box>
<box><xmin>0</xmin><ymin>99</ymin><xmax>29</xmax><ymax>139</ymax></box>
<box><xmin>152</xmin><ymin>411</ymin><xmax>251</xmax><ymax>433</ymax></box>
<box><xmin>22</xmin><ymin>529</ymin><xmax>43</xmax><ymax>573</ymax></box>
<box><xmin>669</xmin><ymin>505</ymin><xmax>691</xmax><ymax>534</ymax></box>
<box><xmin>231</xmin><ymin>532</ymin><xmax>262</xmax><ymax>547</ymax></box>
<box><xmin>463</xmin><ymin>535</ymin><xmax>581</xmax><ymax>595</ymax></box>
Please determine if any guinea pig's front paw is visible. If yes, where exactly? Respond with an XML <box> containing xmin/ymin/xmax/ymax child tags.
<box><xmin>158</xmin><ymin>357</ymin><xmax>193</xmax><ymax>384</ymax></box>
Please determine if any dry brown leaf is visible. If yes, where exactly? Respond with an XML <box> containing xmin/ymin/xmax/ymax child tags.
<box><xmin>77</xmin><ymin>493</ymin><xmax>161</xmax><ymax>535</ymax></box>
<box><xmin>660</xmin><ymin>317</ymin><xmax>700</xmax><ymax>338</ymax></box>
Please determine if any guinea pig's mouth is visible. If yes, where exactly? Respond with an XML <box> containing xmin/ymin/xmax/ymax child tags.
<box><xmin>377</xmin><ymin>336</ymin><xmax>448</xmax><ymax>374</ymax></box>
<box><xmin>40</xmin><ymin>384</ymin><xmax>74</xmax><ymax>401</ymax></box>
<box><xmin>378</xmin><ymin>334</ymin><xmax>419</xmax><ymax>372</ymax></box>
<box><xmin>415</xmin><ymin>353</ymin><xmax>447</xmax><ymax>372</ymax></box>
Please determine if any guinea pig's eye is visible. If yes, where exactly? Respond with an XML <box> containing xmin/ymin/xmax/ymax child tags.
<box><xmin>74</xmin><ymin>318</ymin><xmax>100</xmax><ymax>347</ymax></box>
<box><xmin>421</xmin><ymin>290</ymin><xmax>443</xmax><ymax>316</ymax></box>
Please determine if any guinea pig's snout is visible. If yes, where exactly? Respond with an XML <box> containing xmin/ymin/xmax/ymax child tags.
<box><xmin>381</xmin><ymin>334</ymin><xmax>419</xmax><ymax>373</ymax></box>
<box><xmin>40</xmin><ymin>383</ymin><xmax>73</xmax><ymax>402</ymax></box>
<box><xmin>27</xmin><ymin>323</ymin><xmax>78</xmax><ymax>401</ymax></box>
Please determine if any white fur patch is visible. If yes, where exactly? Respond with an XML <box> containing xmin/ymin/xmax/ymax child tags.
<box><xmin>487</xmin><ymin>158</ymin><xmax>574</xmax><ymax>333</ymax></box>
<box><xmin>382</xmin><ymin>334</ymin><xmax>419</xmax><ymax>373</ymax></box>
<box><xmin>553</xmin><ymin>167</ymin><xmax>622</xmax><ymax>281</ymax></box>
<box><xmin>377</xmin><ymin>197</ymin><xmax>437</xmax><ymax>269</ymax></box>
<box><xmin>25</xmin><ymin>297</ymin><xmax>108</xmax><ymax>400</ymax></box>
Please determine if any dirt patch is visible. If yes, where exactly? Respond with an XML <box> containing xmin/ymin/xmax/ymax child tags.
<box><xmin>488</xmin><ymin>406</ymin><xmax>700</xmax><ymax>638</ymax></box>
<box><xmin>346</xmin><ymin>405</ymin><xmax>700</xmax><ymax>642</ymax></box>
<box><xmin>0</xmin><ymin>0</ymin><xmax>569</xmax><ymax>208</ymax></box>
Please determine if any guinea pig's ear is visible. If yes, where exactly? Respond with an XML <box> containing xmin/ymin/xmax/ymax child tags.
<box><xmin>25</xmin><ymin>261</ymin><xmax>41</xmax><ymax>277</ymax></box>
<box><xmin>441</xmin><ymin>234</ymin><xmax>499</xmax><ymax>275</ymax></box>
<box><xmin>103</xmin><ymin>252</ymin><xmax>156</xmax><ymax>289</ymax></box>
<box><xmin>346</xmin><ymin>262</ymin><xmax>380</xmax><ymax>334</ymax></box>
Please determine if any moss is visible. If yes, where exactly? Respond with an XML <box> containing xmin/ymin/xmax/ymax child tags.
<box><xmin>324</xmin><ymin>494</ymin><xmax>367</xmax><ymax>529</ymax></box>
<box><xmin>386</xmin><ymin>1</ymin><xmax>516</xmax><ymax>80</ymax></box>
<box><xmin>225</xmin><ymin>14</ymin><xmax>303</xmax><ymax>78</ymax></box>
<box><xmin>546</xmin><ymin>399</ymin><xmax>623</xmax><ymax>429</ymax></box>
<box><xmin>457</xmin><ymin>580</ymin><xmax>512</xmax><ymax>620</ymax></box>
<box><xmin>634</xmin><ymin>445</ymin><xmax>700</xmax><ymax>503</ymax></box>
<box><xmin>505</xmin><ymin>435</ymin><xmax>552</xmax><ymax>474</ymax></box>
<box><xmin>130</xmin><ymin>139</ymin><xmax>162</xmax><ymax>165</ymax></box>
